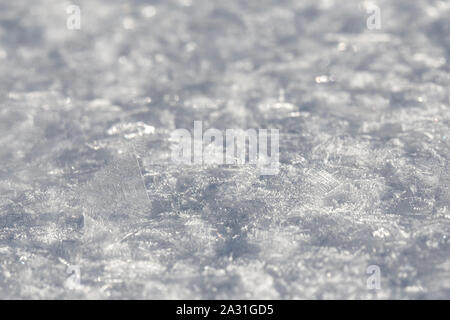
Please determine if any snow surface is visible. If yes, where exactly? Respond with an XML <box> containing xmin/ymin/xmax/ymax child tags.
<box><xmin>0</xmin><ymin>0</ymin><xmax>449</xmax><ymax>299</ymax></box>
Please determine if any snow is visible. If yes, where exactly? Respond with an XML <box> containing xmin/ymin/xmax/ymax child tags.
<box><xmin>0</xmin><ymin>0</ymin><xmax>449</xmax><ymax>299</ymax></box>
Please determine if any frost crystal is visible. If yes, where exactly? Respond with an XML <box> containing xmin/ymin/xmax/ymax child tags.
<box><xmin>0</xmin><ymin>0</ymin><xmax>449</xmax><ymax>299</ymax></box>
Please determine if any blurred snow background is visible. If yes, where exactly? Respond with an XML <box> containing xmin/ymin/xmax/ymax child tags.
<box><xmin>0</xmin><ymin>0</ymin><xmax>449</xmax><ymax>299</ymax></box>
